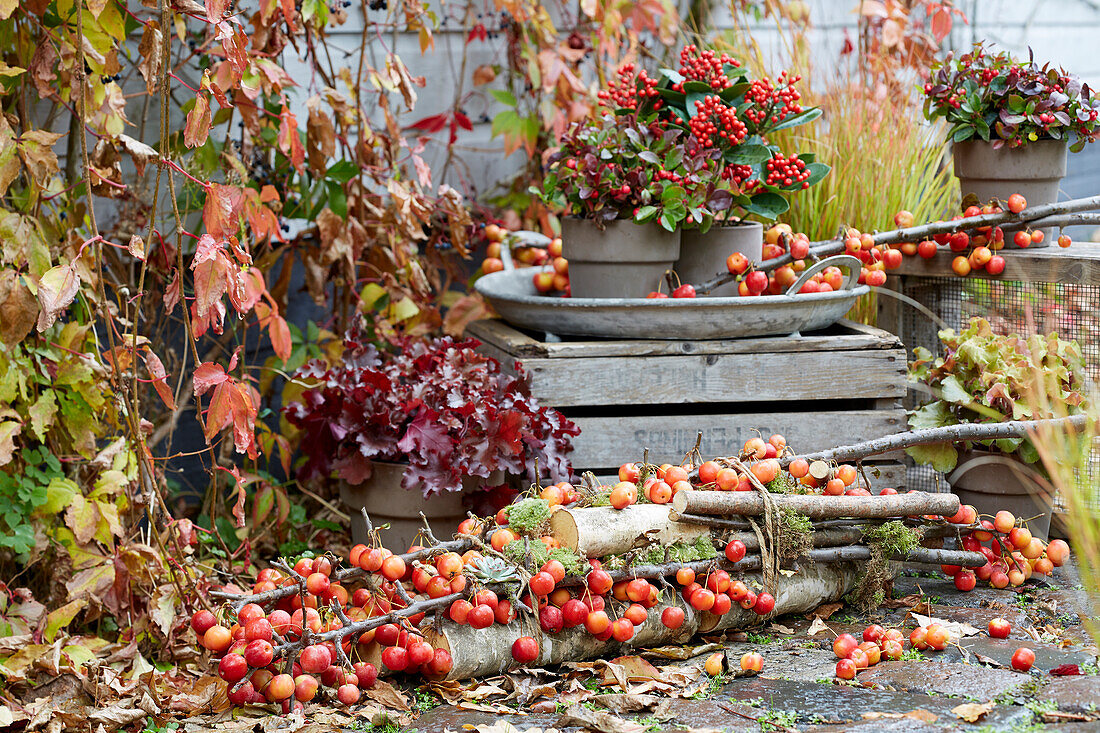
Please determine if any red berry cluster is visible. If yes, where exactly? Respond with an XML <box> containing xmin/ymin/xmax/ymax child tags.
<box><xmin>598</xmin><ymin>63</ymin><xmax>659</xmax><ymax>110</ymax></box>
<box><xmin>763</xmin><ymin>153</ymin><xmax>810</xmax><ymax>188</ymax></box>
<box><xmin>720</xmin><ymin>163</ymin><xmax>758</xmax><ymax>191</ymax></box>
<box><xmin>744</xmin><ymin>72</ymin><xmax>804</xmax><ymax>126</ymax></box>
<box><xmin>688</xmin><ymin>96</ymin><xmax>748</xmax><ymax>147</ymax></box>
<box><xmin>654</xmin><ymin>169</ymin><xmax>683</xmax><ymax>184</ymax></box>
<box><xmin>676</xmin><ymin>44</ymin><xmax>739</xmax><ymax>90</ymax></box>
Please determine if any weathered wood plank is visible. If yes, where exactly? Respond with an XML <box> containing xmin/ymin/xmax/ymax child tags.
<box><xmin>468</xmin><ymin>319</ymin><xmax>902</xmax><ymax>359</ymax></box>
<box><xmin>516</xmin><ymin>349</ymin><xmax>906</xmax><ymax>406</ymax></box>
<box><xmin>583</xmin><ymin>461</ymin><xmax>908</xmax><ymax>492</ymax></box>
<box><xmin>466</xmin><ymin>319</ymin><xmax>548</xmax><ymax>357</ymax></box>
<box><xmin>894</xmin><ymin>242</ymin><xmax>1100</xmax><ymax>284</ymax></box>
<box><xmin>565</xmin><ymin>409</ymin><xmax>907</xmax><ymax>470</ymax></box>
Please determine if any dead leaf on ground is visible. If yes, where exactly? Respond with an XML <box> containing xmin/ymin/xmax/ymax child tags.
<box><xmin>471</xmin><ymin>724</ymin><xmax>559</xmax><ymax>733</ymax></box>
<box><xmin>642</xmin><ymin>642</ymin><xmax>721</xmax><ymax>660</ymax></box>
<box><xmin>807</xmin><ymin>616</ymin><xmax>831</xmax><ymax>636</ymax></box>
<box><xmin>556</xmin><ymin>704</ymin><xmax>649</xmax><ymax>733</ymax></box>
<box><xmin>880</xmin><ymin>593</ymin><xmax>922</xmax><ymax>609</ymax></box>
<box><xmin>953</xmin><ymin>701</ymin><xmax>995</xmax><ymax>723</ymax></box>
<box><xmin>809</xmin><ymin>602</ymin><xmax>843</xmax><ymax>619</ymax></box>
<box><xmin>364</xmin><ymin>679</ymin><xmax>409</xmax><ymax>710</ymax></box>
<box><xmin>770</xmin><ymin>623</ymin><xmax>796</xmax><ymax>635</ymax></box>
<box><xmin>863</xmin><ymin>709</ymin><xmax>938</xmax><ymax>723</ymax></box>
<box><xmin>167</xmin><ymin>675</ymin><xmax>227</xmax><ymax>714</ymax></box>
<box><xmin>909</xmin><ymin>612</ymin><xmax>981</xmax><ymax>637</ymax></box>
<box><xmin>457</xmin><ymin>700</ymin><xmax>527</xmax><ymax>715</ymax></box>
<box><xmin>462</xmin><ymin>682</ymin><xmax>509</xmax><ymax>700</ymax></box>
<box><xmin>591</xmin><ymin>693</ymin><xmax>670</xmax><ymax>717</ymax></box>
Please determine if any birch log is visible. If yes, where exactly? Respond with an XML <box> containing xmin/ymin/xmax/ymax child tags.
<box><xmin>672</xmin><ymin>490</ymin><xmax>960</xmax><ymax>520</ymax></box>
<box><xmin>423</xmin><ymin>562</ymin><xmax>864</xmax><ymax>680</ymax></box>
<box><xmin>550</xmin><ymin>504</ymin><xmax>710</xmax><ymax>557</ymax></box>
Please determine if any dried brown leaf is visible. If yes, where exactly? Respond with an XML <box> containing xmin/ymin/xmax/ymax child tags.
<box><xmin>953</xmin><ymin>701</ymin><xmax>994</xmax><ymax>723</ymax></box>
<box><xmin>556</xmin><ymin>704</ymin><xmax>648</xmax><ymax>733</ymax></box>
<box><xmin>0</xmin><ymin>269</ymin><xmax>36</xmax><ymax>346</ymax></box>
<box><xmin>137</xmin><ymin>20</ymin><xmax>162</xmax><ymax>93</ymax></box>
<box><xmin>363</xmin><ymin>679</ymin><xmax>409</xmax><ymax>710</ymax></box>
<box><xmin>810</xmin><ymin>602</ymin><xmax>844</xmax><ymax>619</ymax></box>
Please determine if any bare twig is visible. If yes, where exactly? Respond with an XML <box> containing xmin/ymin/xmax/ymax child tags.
<box><xmin>783</xmin><ymin>415</ymin><xmax>1090</xmax><ymax>466</ymax></box>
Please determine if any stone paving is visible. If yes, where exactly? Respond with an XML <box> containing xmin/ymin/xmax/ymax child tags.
<box><xmin>402</xmin><ymin>561</ymin><xmax>1100</xmax><ymax>732</ymax></box>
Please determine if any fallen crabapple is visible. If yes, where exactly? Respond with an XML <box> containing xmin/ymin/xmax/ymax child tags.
<box><xmin>988</xmin><ymin>618</ymin><xmax>1011</xmax><ymax>639</ymax></box>
<box><xmin>740</xmin><ymin>652</ymin><xmax>764</xmax><ymax>672</ymax></box>
<box><xmin>1011</xmin><ymin>647</ymin><xmax>1035</xmax><ymax>672</ymax></box>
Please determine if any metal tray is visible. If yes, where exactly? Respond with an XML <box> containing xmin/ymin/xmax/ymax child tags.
<box><xmin>474</xmin><ymin>255</ymin><xmax>869</xmax><ymax>340</ymax></box>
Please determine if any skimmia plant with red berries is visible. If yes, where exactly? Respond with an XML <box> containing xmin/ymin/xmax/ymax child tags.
<box><xmin>924</xmin><ymin>43</ymin><xmax>1100</xmax><ymax>149</ymax></box>
<box><xmin>539</xmin><ymin>45</ymin><xmax>829</xmax><ymax>231</ymax></box>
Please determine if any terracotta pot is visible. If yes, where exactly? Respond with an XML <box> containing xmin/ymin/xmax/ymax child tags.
<box><xmin>339</xmin><ymin>461</ymin><xmax>503</xmax><ymax>550</ymax></box>
<box><xmin>675</xmin><ymin>221</ymin><xmax>764</xmax><ymax>297</ymax></box>
<box><xmin>952</xmin><ymin>140</ymin><xmax>1068</xmax><ymax>247</ymax></box>
<box><xmin>947</xmin><ymin>449</ymin><xmax>1053</xmax><ymax>539</ymax></box>
<box><xmin>562</xmin><ymin>218</ymin><xmax>681</xmax><ymax>298</ymax></box>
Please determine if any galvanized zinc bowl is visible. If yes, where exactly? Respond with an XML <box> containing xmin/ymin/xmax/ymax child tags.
<box><xmin>475</xmin><ymin>255</ymin><xmax>869</xmax><ymax>340</ymax></box>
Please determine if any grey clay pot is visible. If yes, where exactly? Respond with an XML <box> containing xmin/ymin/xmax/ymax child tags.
<box><xmin>676</xmin><ymin>221</ymin><xmax>764</xmax><ymax>296</ymax></box>
<box><xmin>947</xmin><ymin>449</ymin><xmax>1053</xmax><ymax>539</ymax></box>
<box><xmin>340</xmin><ymin>461</ymin><xmax>502</xmax><ymax>550</ymax></box>
<box><xmin>562</xmin><ymin>218</ymin><xmax>681</xmax><ymax>298</ymax></box>
<box><xmin>953</xmin><ymin>140</ymin><xmax>1068</xmax><ymax>247</ymax></box>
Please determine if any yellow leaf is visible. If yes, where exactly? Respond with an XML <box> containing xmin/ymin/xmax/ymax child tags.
<box><xmin>0</xmin><ymin>645</ymin><xmax>49</xmax><ymax>681</ymax></box>
<box><xmin>61</xmin><ymin>643</ymin><xmax>97</xmax><ymax>672</ymax></box>
<box><xmin>419</xmin><ymin>25</ymin><xmax>433</xmax><ymax>53</ymax></box>
<box><xmin>44</xmin><ymin>598</ymin><xmax>86</xmax><ymax>641</ymax></box>
<box><xmin>0</xmin><ymin>61</ymin><xmax>25</xmax><ymax>77</ymax></box>
<box><xmin>0</xmin><ymin>0</ymin><xmax>15</xmax><ymax>20</ymax></box>
<box><xmin>389</xmin><ymin>296</ymin><xmax>419</xmax><ymax>322</ymax></box>
<box><xmin>93</xmin><ymin>500</ymin><xmax>123</xmax><ymax>544</ymax></box>
<box><xmin>35</xmin><ymin>477</ymin><xmax>78</xmax><ymax>516</ymax></box>
<box><xmin>359</xmin><ymin>282</ymin><xmax>387</xmax><ymax>309</ymax></box>
<box><xmin>65</xmin><ymin>494</ymin><xmax>99</xmax><ymax>545</ymax></box>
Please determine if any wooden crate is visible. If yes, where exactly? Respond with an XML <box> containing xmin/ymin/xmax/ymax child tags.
<box><xmin>467</xmin><ymin>318</ymin><xmax>910</xmax><ymax>489</ymax></box>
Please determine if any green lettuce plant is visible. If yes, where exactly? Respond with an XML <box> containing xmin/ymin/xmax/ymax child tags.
<box><xmin>906</xmin><ymin>317</ymin><xmax>1090</xmax><ymax>471</ymax></box>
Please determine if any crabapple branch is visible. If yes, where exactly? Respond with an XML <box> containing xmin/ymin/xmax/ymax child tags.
<box><xmin>783</xmin><ymin>414</ymin><xmax>1090</xmax><ymax>466</ymax></box>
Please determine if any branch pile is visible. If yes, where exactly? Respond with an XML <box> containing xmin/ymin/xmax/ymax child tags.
<box><xmin>194</xmin><ymin>432</ymin><xmax>1070</xmax><ymax>713</ymax></box>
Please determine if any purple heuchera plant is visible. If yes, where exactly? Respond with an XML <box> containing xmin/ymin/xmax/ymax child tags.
<box><xmin>284</xmin><ymin>330</ymin><xmax>578</xmax><ymax>497</ymax></box>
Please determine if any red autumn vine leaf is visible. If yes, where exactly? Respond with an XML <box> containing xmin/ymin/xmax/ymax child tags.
<box><xmin>205</xmin><ymin>381</ymin><xmax>234</xmax><ymax>442</ymax></box>
<box><xmin>163</xmin><ymin>269</ymin><xmax>181</xmax><ymax>312</ymax></box>
<box><xmin>279</xmin><ymin>0</ymin><xmax>297</xmax><ymax>31</ymax></box>
<box><xmin>930</xmin><ymin>6</ymin><xmax>954</xmax><ymax>42</ymax></box>
<box><xmin>407</xmin><ymin>113</ymin><xmax>448</xmax><ymax>133</ymax></box>
<box><xmin>277</xmin><ymin>106</ymin><xmax>305</xmax><ymax>173</ymax></box>
<box><xmin>268</xmin><ymin>314</ymin><xmax>291</xmax><ymax>362</ymax></box>
<box><xmin>216</xmin><ymin>21</ymin><xmax>250</xmax><ymax>78</ymax></box>
<box><xmin>184</xmin><ymin>93</ymin><xmax>211</xmax><ymax>148</ymax></box>
<box><xmin>191</xmin><ymin>246</ymin><xmax>229</xmax><ymax>320</ymax></box>
<box><xmin>143</xmin><ymin>349</ymin><xmax>176</xmax><ymax>411</ymax></box>
<box><xmin>203</xmin><ymin>183</ymin><xmax>239</xmax><ymax>239</ymax></box>
<box><xmin>229</xmin><ymin>381</ymin><xmax>259</xmax><ymax>458</ymax></box>
<box><xmin>193</xmin><ymin>362</ymin><xmax>229</xmax><ymax>396</ymax></box>
<box><xmin>205</xmin><ymin>0</ymin><xmax>228</xmax><ymax>21</ymax></box>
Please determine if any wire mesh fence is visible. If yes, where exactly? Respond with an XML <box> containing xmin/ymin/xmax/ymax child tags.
<box><xmin>894</xmin><ymin>275</ymin><xmax>1100</xmax><ymax>502</ymax></box>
